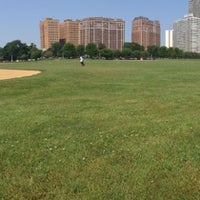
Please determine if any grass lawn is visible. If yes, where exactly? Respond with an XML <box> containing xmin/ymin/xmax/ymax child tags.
<box><xmin>0</xmin><ymin>59</ymin><xmax>200</xmax><ymax>199</ymax></box>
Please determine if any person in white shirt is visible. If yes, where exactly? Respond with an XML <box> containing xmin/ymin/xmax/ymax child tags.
<box><xmin>80</xmin><ymin>56</ymin><xmax>85</xmax><ymax>66</ymax></box>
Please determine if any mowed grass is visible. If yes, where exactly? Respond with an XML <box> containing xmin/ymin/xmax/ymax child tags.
<box><xmin>0</xmin><ymin>59</ymin><xmax>200</xmax><ymax>199</ymax></box>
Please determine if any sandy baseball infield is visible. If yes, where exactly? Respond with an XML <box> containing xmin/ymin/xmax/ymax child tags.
<box><xmin>0</xmin><ymin>69</ymin><xmax>41</xmax><ymax>80</ymax></box>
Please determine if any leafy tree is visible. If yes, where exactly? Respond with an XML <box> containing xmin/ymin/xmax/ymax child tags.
<box><xmin>63</xmin><ymin>43</ymin><xmax>76</xmax><ymax>58</ymax></box>
<box><xmin>167</xmin><ymin>47</ymin><xmax>176</xmax><ymax>59</ymax></box>
<box><xmin>159</xmin><ymin>46</ymin><xmax>168</xmax><ymax>58</ymax></box>
<box><xmin>43</xmin><ymin>49</ymin><xmax>53</xmax><ymax>58</ymax></box>
<box><xmin>174</xmin><ymin>47</ymin><xmax>183</xmax><ymax>58</ymax></box>
<box><xmin>121</xmin><ymin>48</ymin><xmax>132</xmax><ymax>59</ymax></box>
<box><xmin>100</xmin><ymin>49</ymin><xmax>113</xmax><ymax>59</ymax></box>
<box><xmin>2</xmin><ymin>39</ymin><xmax>200</xmax><ymax>62</ymax></box>
<box><xmin>98</xmin><ymin>43</ymin><xmax>107</xmax><ymax>58</ymax></box>
<box><xmin>147</xmin><ymin>45</ymin><xmax>159</xmax><ymax>59</ymax></box>
<box><xmin>0</xmin><ymin>47</ymin><xmax>4</xmax><ymax>61</ymax></box>
<box><xmin>112</xmin><ymin>50</ymin><xmax>122</xmax><ymax>59</ymax></box>
<box><xmin>141</xmin><ymin>51</ymin><xmax>150</xmax><ymax>60</ymax></box>
<box><xmin>76</xmin><ymin>45</ymin><xmax>85</xmax><ymax>56</ymax></box>
<box><xmin>124</xmin><ymin>42</ymin><xmax>144</xmax><ymax>51</ymax></box>
<box><xmin>98</xmin><ymin>43</ymin><xmax>106</xmax><ymax>50</ymax></box>
<box><xmin>18</xmin><ymin>43</ymin><xmax>29</xmax><ymax>60</ymax></box>
<box><xmin>86</xmin><ymin>43</ymin><xmax>98</xmax><ymax>58</ymax></box>
<box><xmin>29</xmin><ymin>44</ymin><xmax>42</xmax><ymax>60</ymax></box>
<box><xmin>183</xmin><ymin>51</ymin><xmax>200</xmax><ymax>59</ymax></box>
<box><xmin>51</xmin><ymin>42</ymin><xmax>63</xmax><ymax>57</ymax></box>
<box><xmin>132</xmin><ymin>50</ymin><xmax>142</xmax><ymax>60</ymax></box>
<box><xmin>3</xmin><ymin>40</ymin><xmax>28</xmax><ymax>61</ymax></box>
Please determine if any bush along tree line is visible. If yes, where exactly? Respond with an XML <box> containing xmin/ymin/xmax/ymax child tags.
<box><xmin>1</xmin><ymin>40</ymin><xmax>200</xmax><ymax>62</ymax></box>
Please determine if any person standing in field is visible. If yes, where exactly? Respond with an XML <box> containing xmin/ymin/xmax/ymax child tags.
<box><xmin>80</xmin><ymin>56</ymin><xmax>85</xmax><ymax>66</ymax></box>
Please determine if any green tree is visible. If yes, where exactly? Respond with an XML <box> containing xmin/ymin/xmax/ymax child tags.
<box><xmin>3</xmin><ymin>40</ymin><xmax>28</xmax><ymax>61</ymax></box>
<box><xmin>124</xmin><ymin>42</ymin><xmax>144</xmax><ymax>51</ymax></box>
<box><xmin>0</xmin><ymin>47</ymin><xmax>4</xmax><ymax>61</ymax></box>
<box><xmin>51</xmin><ymin>42</ymin><xmax>63</xmax><ymax>57</ymax></box>
<box><xmin>43</xmin><ymin>49</ymin><xmax>53</xmax><ymax>58</ymax></box>
<box><xmin>100</xmin><ymin>49</ymin><xmax>113</xmax><ymax>59</ymax></box>
<box><xmin>63</xmin><ymin>43</ymin><xmax>76</xmax><ymax>58</ymax></box>
<box><xmin>183</xmin><ymin>51</ymin><xmax>200</xmax><ymax>59</ymax></box>
<box><xmin>159</xmin><ymin>46</ymin><xmax>168</xmax><ymax>58</ymax></box>
<box><xmin>174</xmin><ymin>47</ymin><xmax>183</xmax><ymax>58</ymax></box>
<box><xmin>29</xmin><ymin>43</ymin><xmax>42</xmax><ymax>60</ymax></box>
<box><xmin>86</xmin><ymin>43</ymin><xmax>98</xmax><ymax>58</ymax></box>
<box><xmin>112</xmin><ymin>50</ymin><xmax>122</xmax><ymax>59</ymax></box>
<box><xmin>76</xmin><ymin>45</ymin><xmax>85</xmax><ymax>56</ymax></box>
<box><xmin>18</xmin><ymin>43</ymin><xmax>29</xmax><ymax>60</ymax></box>
<box><xmin>121</xmin><ymin>48</ymin><xmax>132</xmax><ymax>59</ymax></box>
<box><xmin>132</xmin><ymin>50</ymin><xmax>142</xmax><ymax>60</ymax></box>
<box><xmin>98</xmin><ymin>43</ymin><xmax>106</xmax><ymax>50</ymax></box>
<box><xmin>141</xmin><ymin>51</ymin><xmax>150</xmax><ymax>60</ymax></box>
<box><xmin>147</xmin><ymin>45</ymin><xmax>159</xmax><ymax>59</ymax></box>
<box><xmin>167</xmin><ymin>47</ymin><xmax>176</xmax><ymax>59</ymax></box>
<box><xmin>98</xmin><ymin>43</ymin><xmax>107</xmax><ymax>58</ymax></box>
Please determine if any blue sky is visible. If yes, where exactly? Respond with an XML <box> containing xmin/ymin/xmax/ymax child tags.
<box><xmin>0</xmin><ymin>0</ymin><xmax>188</xmax><ymax>48</ymax></box>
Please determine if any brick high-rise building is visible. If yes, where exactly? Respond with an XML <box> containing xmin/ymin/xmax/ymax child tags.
<box><xmin>60</xmin><ymin>19</ymin><xmax>80</xmax><ymax>46</ymax></box>
<box><xmin>40</xmin><ymin>17</ymin><xmax>125</xmax><ymax>51</ymax></box>
<box><xmin>40</xmin><ymin>18</ymin><xmax>60</xmax><ymax>50</ymax></box>
<box><xmin>131</xmin><ymin>16</ymin><xmax>160</xmax><ymax>49</ymax></box>
<box><xmin>79</xmin><ymin>17</ymin><xmax>125</xmax><ymax>50</ymax></box>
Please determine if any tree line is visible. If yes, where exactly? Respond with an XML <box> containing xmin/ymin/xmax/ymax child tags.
<box><xmin>1</xmin><ymin>40</ymin><xmax>200</xmax><ymax>62</ymax></box>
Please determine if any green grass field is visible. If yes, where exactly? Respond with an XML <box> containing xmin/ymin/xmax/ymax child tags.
<box><xmin>0</xmin><ymin>59</ymin><xmax>200</xmax><ymax>199</ymax></box>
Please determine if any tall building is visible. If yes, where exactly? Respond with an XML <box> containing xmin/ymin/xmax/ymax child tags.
<box><xmin>40</xmin><ymin>18</ymin><xmax>60</xmax><ymax>50</ymax></box>
<box><xmin>79</xmin><ymin>17</ymin><xmax>125</xmax><ymax>50</ymax></box>
<box><xmin>173</xmin><ymin>14</ymin><xmax>200</xmax><ymax>52</ymax></box>
<box><xmin>189</xmin><ymin>0</ymin><xmax>200</xmax><ymax>18</ymax></box>
<box><xmin>60</xmin><ymin>19</ymin><xmax>80</xmax><ymax>46</ymax></box>
<box><xmin>40</xmin><ymin>17</ymin><xmax>125</xmax><ymax>51</ymax></box>
<box><xmin>131</xmin><ymin>16</ymin><xmax>160</xmax><ymax>49</ymax></box>
<box><xmin>165</xmin><ymin>30</ymin><xmax>173</xmax><ymax>48</ymax></box>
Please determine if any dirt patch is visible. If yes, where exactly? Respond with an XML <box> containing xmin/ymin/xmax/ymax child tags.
<box><xmin>0</xmin><ymin>69</ymin><xmax>41</xmax><ymax>80</ymax></box>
